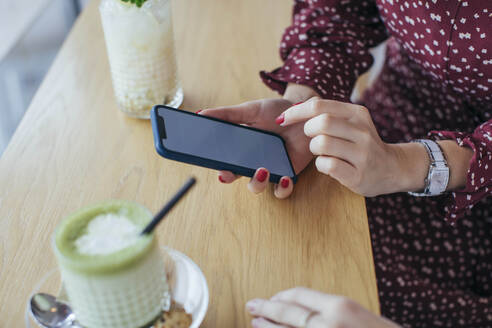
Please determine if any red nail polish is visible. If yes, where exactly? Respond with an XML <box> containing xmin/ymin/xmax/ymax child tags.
<box><xmin>256</xmin><ymin>169</ymin><xmax>268</xmax><ymax>182</ymax></box>
<box><xmin>275</xmin><ymin>113</ymin><xmax>285</xmax><ymax>125</ymax></box>
<box><xmin>280</xmin><ymin>178</ymin><xmax>289</xmax><ymax>188</ymax></box>
<box><xmin>195</xmin><ymin>110</ymin><xmax>203</xmax><ymax>114</ymax></box>
<box><xmin>218</xmin><ymin>175</ymin><xmax>226</xmax><ymax>183</ymax></box>
<box><xmin>292</xmin><ymin>101</ymin><xmax>303</xmax><ymax>106</ymax></box>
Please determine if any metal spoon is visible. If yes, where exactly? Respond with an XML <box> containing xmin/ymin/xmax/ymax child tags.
<box><xmin>30</xmin><ymin>293</ymin><xmax>81</xmax><ymax>328</ymax></box>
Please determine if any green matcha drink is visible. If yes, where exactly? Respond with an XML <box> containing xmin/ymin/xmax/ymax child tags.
<box><xmin>53</xmin><ymin>200</ymin><xmax>170</xmax><ymax>328</ymax></box>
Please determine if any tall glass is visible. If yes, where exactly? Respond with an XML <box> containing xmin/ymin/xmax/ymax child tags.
<box><xmin>53</xmin><ymin>200</ymin><xmax>171</xmax><ymax>328</ymax></box>
<box><xmin>99</xmin><ymin>0</ymin><xmax>183</xmax><ymax>119</ymax></box>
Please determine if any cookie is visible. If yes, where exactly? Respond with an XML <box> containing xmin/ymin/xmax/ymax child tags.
<box><xmin>155</xmin><ymin>307</ymin><xmax>192</xmax><ymax>328</ymax></box>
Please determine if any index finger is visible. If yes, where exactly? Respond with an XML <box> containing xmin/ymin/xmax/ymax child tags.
<box><xmin>281</xmin><ymin>97</ymin><xmax>359</xmax><ymax>126</ymax></box>
<box><xmin>199</xmin><ymin>101</ymin><xmax>260</xmax><ymax>124</ymax></box>
<box><xmin>270</xmin><ymin>287</ymin><xmax>342</xmax><ymax>314</ymax></box>
<box><xmin>246</xmin><ymin>299</ymin><xmax>313</xmax><ymax>328</ymax></box>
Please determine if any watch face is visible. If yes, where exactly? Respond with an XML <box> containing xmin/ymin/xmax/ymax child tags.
<box><xmin>430</xmin><ymin>168</ymin><xmax>449</xmax><ymax>193</ymax></box>
<box><xmin>435</xmin><ymin>172</ymin><xmax>445</xmax><ymax>185</ymax></box>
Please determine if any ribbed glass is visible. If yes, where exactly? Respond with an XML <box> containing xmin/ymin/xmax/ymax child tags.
<box><xmin>100</xmin><ymin>0</ymin><xmax>183</xmax><ymax>118</ymax></box>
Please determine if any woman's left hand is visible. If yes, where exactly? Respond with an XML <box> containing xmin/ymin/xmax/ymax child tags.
<box><xmin>278</xmin><ymin>97</ymin><xmax>412</xmax><ymax>197</ymax></box>
<box><xmin>246</xmin><ymin>287</ymin><xmax>400</xmax><ymax>328</ymax></box>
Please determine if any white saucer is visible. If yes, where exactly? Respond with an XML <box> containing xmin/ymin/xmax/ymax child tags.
<box><xmin>26</xmin><ymin>246</ymin><xmax>209</xmax><ymax>328</ymax></box>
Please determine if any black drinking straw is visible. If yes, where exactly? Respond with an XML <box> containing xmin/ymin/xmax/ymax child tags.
<box><xmin>141</xmin><ymin>177</ymin><xmax>196</xmax><ymax>235</ymax></box>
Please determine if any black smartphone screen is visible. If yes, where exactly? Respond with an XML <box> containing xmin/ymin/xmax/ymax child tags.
<box><xmin>155</xmin><ymin>107</ymin><xmax>295</xmax><ymax>178</ymax></box>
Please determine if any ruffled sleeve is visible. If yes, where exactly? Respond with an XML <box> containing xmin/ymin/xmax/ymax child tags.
<box><xmin>429</xmin><ymin>119</ymin><xmax>492</xmax><ymax>225</ymax></box>
<box><xmin>261</xmin><ymin>0</ymin><xmax>388</xmax><ymax>102</ymax></box>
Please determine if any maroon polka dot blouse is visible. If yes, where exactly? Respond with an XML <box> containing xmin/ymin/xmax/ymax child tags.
<box><xmin>261</xmin><ymin>1</ymin><xmax>492</xmax><ymax>327</ymax></box>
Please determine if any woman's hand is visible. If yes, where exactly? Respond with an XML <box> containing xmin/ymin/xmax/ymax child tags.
<box><xmin>246</xmin><ymin>287</ymin><xmax>400</xmax><ymax>328</ymax></box>
<box><xmin>200</xmin><ymin>98</ymin><xmax>313</xmax><ymax>198</ymax></box>
<box><xmin>278</xmin><ymin>97</ymin><xmax>418</xmax><ymax>197</ymax></box>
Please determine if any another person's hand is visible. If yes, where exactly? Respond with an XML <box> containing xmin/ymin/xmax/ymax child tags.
<box><xmin>200</xmin><ymin>98</ymin><xmax>312</xmax><ymax>198</ymax></box>
<box><xmin>278</xmin><ymin>97</ymin><xmax>415</xmax><ymax>197</ymax></box>
<box><xmin>246</xmin><ymin>287</ymin><xmax>400</xmax><ymax>328</ymax></box>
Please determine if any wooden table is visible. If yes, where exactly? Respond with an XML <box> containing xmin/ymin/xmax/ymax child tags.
<box><xmin>0</xmin><ymin>0</ymin><xmax>379</xmax><ymax>326</ymax></box>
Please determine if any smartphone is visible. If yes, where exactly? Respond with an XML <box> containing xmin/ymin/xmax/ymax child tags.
<box><xmin>150</xmin><ymin>105</ymin><xmax>297</xmax><ymax>183</ymax></box>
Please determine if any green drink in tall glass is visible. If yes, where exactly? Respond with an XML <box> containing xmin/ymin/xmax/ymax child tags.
<box><xmin>53</xmin><ymin>200</ymin><xmax>170</xmax><ymax>328</ymax></box>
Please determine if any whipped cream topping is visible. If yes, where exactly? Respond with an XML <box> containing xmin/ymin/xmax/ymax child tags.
<box><xmin>75</xmin><ymin>213</ymin><xmax>141</xmax><ymax>255</ymax></box>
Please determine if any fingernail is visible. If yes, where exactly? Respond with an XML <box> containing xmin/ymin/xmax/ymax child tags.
<box><xmin>195</xmin><ymin>110</ymin><xmax>203</xmax><ymax>114</ymax></box>
<box><xmin>256</xmin><ymin>169</ymin><xmax>268</xmax><ymax>183</ymax></box>
<box><xmin>275</xmin><ymin>113</ymin><xmax>285</xmax><ymax>125</ymax></box>
<box><xmin>292</xmin><ymin>101</ymin><xmax>303</xmax><ymax>106</ymax></box>
<box><xmin>218</xmin><ymin>175</ymin><xmax>226</xmax><ymax>183</ymax></box>
<box><xmin>246</xmin><ymin>299</ymin><xmax>260</xmax><ymax>313</ymax></box>
<box><xmin>280</xmin><ymin>177</ymin><xmax>289</xmax><ymax>188</ymax></box>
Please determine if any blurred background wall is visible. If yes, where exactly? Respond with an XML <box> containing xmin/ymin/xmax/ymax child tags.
<box><xmin>0</xmin><ymin>0</ymin><xmax>89</xmax><ymax>156</ymax></box>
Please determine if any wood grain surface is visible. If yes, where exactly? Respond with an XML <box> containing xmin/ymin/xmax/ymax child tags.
<box><xmin>0</xmin><ymin>0</ymin><xmax>379</xmax><ymax>326</ymax></box>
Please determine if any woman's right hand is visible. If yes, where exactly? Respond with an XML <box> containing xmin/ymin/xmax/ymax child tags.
<box><xmin>200</xmin><ymin>98</ymin><xmax>313</xmax><ymax>198</ymax></box>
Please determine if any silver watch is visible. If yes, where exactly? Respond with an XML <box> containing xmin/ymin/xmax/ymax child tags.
<box><xmin>408</xmin><ymin>139</ymin><xmax>449</xmax><ymax>197</ymax></box>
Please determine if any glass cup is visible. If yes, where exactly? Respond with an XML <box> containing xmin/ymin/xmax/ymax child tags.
<box><xmin>52</xmin><ymin>200</ymin><xmax>171</xmax><ymax>328</ymax></box>
<box><xmin>99</xmin><ymin>0</ymin><xmax>183</xmax><ymax>119</ymax></box>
